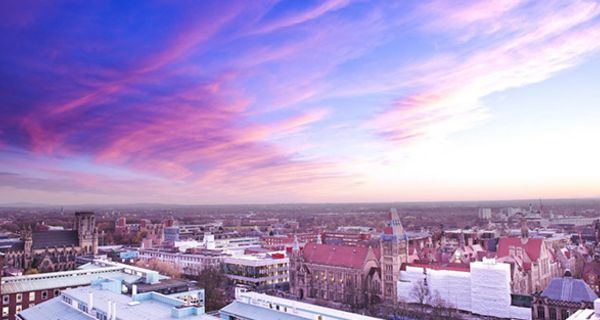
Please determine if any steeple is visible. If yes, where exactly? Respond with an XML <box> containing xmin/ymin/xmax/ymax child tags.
<box><xmin>520</xmin><ymin>218</ymin><xmax>529</xmax><ymax>243</ymax></box>
<box><xmin>388</xmin><ymin>208</ymin><xmax>405</xmax><ymax>236</ymax></box>
<box><xmin>292</xmin><ymin>234</ymin><xmax>300</xmax><ymax>253</ymax></box>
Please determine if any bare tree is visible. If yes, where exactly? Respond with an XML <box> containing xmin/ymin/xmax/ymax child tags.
<box><xmin>410</xmin><ymin>279</ymin><xmax>429</xmax><ymax>311</ymax></box>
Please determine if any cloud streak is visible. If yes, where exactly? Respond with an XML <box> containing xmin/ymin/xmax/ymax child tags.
<box><xmin>1</xmin><ymin>0</ymin><xmax>600</xmax><ymax>203</ymax></box>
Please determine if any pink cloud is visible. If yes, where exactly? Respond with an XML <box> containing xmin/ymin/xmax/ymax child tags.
<box><xmin>372</xmin><ymin>0</ymin><xmax>600</xmax><ymax>144</ymax></box>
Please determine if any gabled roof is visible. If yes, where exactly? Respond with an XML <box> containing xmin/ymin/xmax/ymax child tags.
<box><xmin>302</xmin><ymin>244</ymin><xmax>377</xmax><ymax>269</ymax></box>
<box><xmin>542</xmin><ymin>277</ymin><xmax>598</xmax><ymax>303</ymax></box>
<box><xmin>32</xmin><ymin>230</ymin><xmax>79</xmax><ymax>249</ymax></box>
<box><xmin>496</xmin><ymin>237</ymin><xmax>543</xmax><ymax>261</ymax></box>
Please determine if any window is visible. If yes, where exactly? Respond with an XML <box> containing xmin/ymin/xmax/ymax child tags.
<box><xmin>16</xmin><ymin>305</ymin><xmax>22</xmax><ymax>313</ymax></box>
<box><xmin>2</xmin><ymin>307</ymin><xmax>8</xmax><ymax>317</ymax></box>
<box><xmin>16</xmin><ymin>294</ymin><xmax>22</xmax><ymax>303</ymax></box>
<box><xmin>41</xmin><ymin>291</ymin><xmax>48</xmax><ymax>300</ymax></box>
<box><xmin>536</xmin><ymin>306</ymin><xmax>544</xmax><ymax>319</ymax></box>
<box><xmin>2</xmin><ymin>295</ymin><xmax>8</xmax><ymax>305</ymax></box>
<box><xmin>29</xmin><ymin>292</ymin><xmax>35</xmax><ymax>302</ymax></box>
<box><xmin>54</xmin><ymin>289</ymin><xmax>61</xmax><ymax>297</ymax></box>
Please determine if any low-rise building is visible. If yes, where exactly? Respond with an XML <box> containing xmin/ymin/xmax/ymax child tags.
<box><xmin>1</xmin><ymin>259</ymin><xmax>174</xmax><ymax>320</ymax></box>
<box><xmin>397</xmin><ymin>258</ymin><xmax>532</xmax><ymax>320</ymax></box>
<box><xmin>138</xmin><ymin>249</ymin><xmax>228</xmax><ymax>276</ymax></box>
<box><xmin>222</xmin><ymin>252</ymin><xmax>289</xmax><ymax>291</ymax></box>
<box><xmin>220</xmin><ymin>287</ymin><xmax>381</xmax><ymax>320</ymax></box>
<box><xmin>533</xmin><ymin>272</ymin><xmax>598</xmax><ymax>320</ymax></box>
<box><xmin>17</xmin><ymin>277</ymin><xmax>211</xmax><ymax>320</ymax></box>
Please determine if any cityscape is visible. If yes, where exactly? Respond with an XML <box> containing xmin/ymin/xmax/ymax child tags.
<box><xmin>1</xmin><ymin>1</ymin><xmax>600</xmax><ymax>320</ymax></box>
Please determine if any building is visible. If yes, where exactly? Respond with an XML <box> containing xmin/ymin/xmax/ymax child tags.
<box><xmin>496</xmin><ymin>220</ymin><xmax>562</xmax><ymax>294</ymax></box>
<box><xmin>321</xmin><ymin>231</ymin><xmax>372</xmax><ymax>246</ymax></box>
<box><xmin>17</xmin><ymin>277</ymin><xmax>210</xmax><ymax>320</ymax></box>
<box><xmin>380</xmin><ymin>208</ymin><xmax>408</xmax><ymax>303</ymax></box>
<box><xmin>397</xmin><ymin>258</ymin><xmax>531</xmax><ymax>319</ymax></box>
<box><xmin>566</xmin><ymin>299</ymin><xmax>600</xmax><ymax>320</ymax></box>
<box><xmin>532</xmin><ymin>272</ymin><xmax>598</xmax><ymax>320</ymax></box>
<box><xmin>220</xmin><ymin>287</ymin><xmax>381</xmax><ymax>320</ymax></box>
<box><xmin>1</xmin><ymin>259</ymin><xmax>177</xmax><ymax>320</ymax></box>
<box><xmin>479</xmin><ymin>208</ymin><xmax>492</xmax><ymax>220</ymax></box>
<box><xmin>222</xmin><ymin>251</ymin><xmax>289</xmax><ymax>291</ymax></box>
<box><xmin>289</xmin><ymin>238</ymin><xmax>381</xmax><ymax>308</ymax></box>
<box><xmin>583</xmin><ymin>262</ymin><xmax>600</xmax><ymax>295</ymax></box>
<box><xmin>138</xmin><ymin>249</ymin><xmax>228</xmax><ymax>276</ymax></box>
<box><xmin>260</xmin><ymin>233</ymin><xmax>318</xmax><ymax>251</ymax></box>
<box><xmin>175</xmin><ymin>234</ymin><xmax>260</xmax><ymax>255</ymax></box>
<box><xmin>2</xmin><ymin>212</ymin><xmax>98</xmax><ymax>273</ymax></box>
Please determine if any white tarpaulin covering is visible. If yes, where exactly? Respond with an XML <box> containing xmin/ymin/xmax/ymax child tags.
<box><xmin>397</xmin><ymin>258</ymin><xmax>531</xmax><ymax>320</ymax></box>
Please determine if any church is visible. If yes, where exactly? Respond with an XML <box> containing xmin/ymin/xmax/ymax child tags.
<box><xmin>2</xmin><ymin>212</ymin><xmax>98</xmax><ymax>273</ymax></box>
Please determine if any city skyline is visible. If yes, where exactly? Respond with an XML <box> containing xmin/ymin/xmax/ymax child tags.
<box><xmin>1</xmin><ymin>0</ymin><xmax>600</xmax><ymax>205</ymax></box>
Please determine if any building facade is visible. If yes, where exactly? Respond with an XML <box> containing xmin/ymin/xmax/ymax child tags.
<box><xmin>380</xmin><ymin>208</ymin><xmax>408</xmax><ymax>304</ymax></box>
<box><xmin>222</xmin><ymin>252</ymin><xmax>289</xmax><ymax>291</ymax></box>
<box><xmin>2</xmin><ymin>212</ymin><xmax>98</xmax><ymax>274</ymax></box>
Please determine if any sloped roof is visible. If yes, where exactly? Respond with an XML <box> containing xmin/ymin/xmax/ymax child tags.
<box><xmin>32</xmin><ymin>230</ymin><xmax>79</xmax><ymax>249</ymax></box>
<box><xmin>302</xmin><ymin>244</ymin><xmax>376</xmax><ymax>269</ymax></box>
<box><xmin>542</xmin><ymin>277</ymin><xmax>598</xmax><ymax>302</ymax></box>
<box><xmin>496</xmin><ymin>237</ymin><xmax>543</xmax><ymax>261</ymax></box>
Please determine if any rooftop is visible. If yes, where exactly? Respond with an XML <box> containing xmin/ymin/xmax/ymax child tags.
<box><xmin>222</xmin><ymin>289</ymin><xmax>381</xmax><ymax>320</ymax></box>
<box><xmin>19</xmin><ymin>283</ymin><xmax>206</xmax><ymax>320</ymax></box>
<box><xmin>542</xmin><ymin>276</ymin><xmax>598</xmax><ymax>303</ymax></box>
<box><xmin>32</xmin><ymin>230</ymin><xmax>79</xmax><ymax>249</ymax></box>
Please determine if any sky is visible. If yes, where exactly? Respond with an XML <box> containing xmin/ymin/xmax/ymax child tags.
<box><xmin>1</xmin><ymin>0</ymin><xmax>600</xmax><ymax>205</ymax></box>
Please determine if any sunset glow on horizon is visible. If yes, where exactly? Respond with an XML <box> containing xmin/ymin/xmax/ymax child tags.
<box><xmin>1</xmin><ymin>0</ymin><xmax>600</xmax><ymax>205</ymax></box>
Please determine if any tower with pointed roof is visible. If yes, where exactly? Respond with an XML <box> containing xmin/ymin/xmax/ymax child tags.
<box><xmin>380</xmin><ymin>208</ymin><xmax>408</xmax><ymax>304</ymax></box>
<box><xmin>521</xmin><ymin>218</ymin><xmax>529</xmax><ymax>244</ymax></box>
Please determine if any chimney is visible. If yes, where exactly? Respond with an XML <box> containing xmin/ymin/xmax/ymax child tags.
<box><xmin>88</xmin><ymin>293</ymin><xmax>94</xmax><ymax>313</ymax></box>
<box><xmin>106</xmin><ymin>300</ymin><xmax>112</xmax><ymax>319</ymax></box>
<box><xmin>132</xmin><ymin>285</ymin><xmax>137</xmax><ymax>297</ymax></box>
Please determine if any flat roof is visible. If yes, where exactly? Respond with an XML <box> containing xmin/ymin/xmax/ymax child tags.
<box><xmin>63</xmin><ymin>286</ymin><xmax>199</xmax><ymax>320</ymax></box>
<box><xmin>18</xmin><ymin>298</ymin><xmax>96</xmax><ymax>320</ymax></box>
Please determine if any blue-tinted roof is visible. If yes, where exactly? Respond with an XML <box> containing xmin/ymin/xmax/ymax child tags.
<box><xmin>542</xmin><ymin>277</ymin><xmax>598</xmax><ymax>302</ymax></box>
<box><xmin>18</xmin><ymin>298</ymin><xmax>95</xmax><ymax>320</ymax></box>
<box><xmin>221</xmin><ymin>301</ymin><xmax>306</xmax><ymax>320</ymax></box>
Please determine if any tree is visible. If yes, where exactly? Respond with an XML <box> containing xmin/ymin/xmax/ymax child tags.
<box><xmin>192</xmin><ymin>268</ymin><xmax>230</xmax><ymax>312</ymax></box>
<box><xmin>135</xmin><ymin>259</ymin><xmax>180</xmax><ymax>278</ymax></box>
<box><xmin>410</xmin><ymin>279</ymin><xmax>430</xmax><ymax>311</ymax></box>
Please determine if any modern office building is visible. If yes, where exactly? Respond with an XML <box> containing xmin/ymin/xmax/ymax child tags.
<box><xmin>222</xmin><ymin>252</ymin><xmax>289</xmax><ymax>291</ymax></box>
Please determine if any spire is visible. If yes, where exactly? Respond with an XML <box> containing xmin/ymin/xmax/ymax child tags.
<box><xmin>292</xmin><ymin>234</ymin><xmax>300</xmax><ymax>253</ymax></box>
<box><xmin>388</xmin><ymin>208</ymin><xmax>405</xmax><ymax>236</ymax></box>
<box><xmin>521</xmin><ymin>218</ymin><xmax>529</xmax><ymax>242</ymax></box>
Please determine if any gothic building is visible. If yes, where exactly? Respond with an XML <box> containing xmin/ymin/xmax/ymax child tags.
<box><xmin>380</xmin><ymin>208</ymin><xmax>408</xmax><ymax>303</ymax></box>
<box><xmin>2</xmin><ymin>212</ymin><xmax>98</xmax><ymax>273</ymax></box>
<box><xmin>496</xmin><ymin>219</ymin><xmax>562</xmax><ymax>294</ymax></box>
<box><xmin>289</xmin><ymin>208</ymin><xmax>409</xmax><ymax>307</ymax></box>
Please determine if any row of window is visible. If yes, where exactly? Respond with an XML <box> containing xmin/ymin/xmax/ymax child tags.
<box><xmin>1</xmin><ymin>289</ymin><xmax>59</xmax><ymax>306</ymax></box>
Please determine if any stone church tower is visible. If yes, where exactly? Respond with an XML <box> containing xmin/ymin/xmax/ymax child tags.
<box><xmin>74</xmin><ymin>211</ymin><xmax>98</xmax><ymax>254</ymax></box>
<box><xmin>380</xmin><ymin>208</ymin><xmax>408</xmax><ymax>304</ymax></box>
